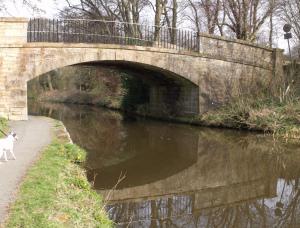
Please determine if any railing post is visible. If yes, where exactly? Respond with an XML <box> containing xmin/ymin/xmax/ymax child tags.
<box><xmin>28</xmin><ymin>18</ymin><xmax>32</xmax><ymax>42</ymax></box>
<box><xmin>56</xmin><ymin>19</ymin><xmax>59</xmax><ymax>42</ymax></box>
<box><xmin>62</xmin><ymin>19</ymin><xmax>65</xmax><ymax>42</ymax></box>
<box><xmin>197</xmin><ymin>32</ymin><xmax>201</xmax><ymax>53</ymax></box>
<box><xmin>271</xmin><ymin>48</ymin><xmax>284</xmax><ymax>97</ymax></box>
<box><xmin>52</xmin><ymin>19</ymin><xmax>55</xmax><ymax>42</ymax></box>
<box><xmin>37</xmin><ymin>18</ymin><xmax>40</xmax><ymax>41</ymax></box>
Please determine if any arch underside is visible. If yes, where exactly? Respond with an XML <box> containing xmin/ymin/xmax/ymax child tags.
<box><xmin>26</xmin><ymin>48</ymin><xmax>201</xmax><ymax>117</ymax></box>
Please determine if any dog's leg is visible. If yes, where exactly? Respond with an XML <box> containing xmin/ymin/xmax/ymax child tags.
<box><xmin>3</xmin><ymin>149</ymin><xmax>8</xmax><ymax>162</ymax></box>
<box><xmin>9</xmin><ymin>148</ymin><xmax>16</xmax><ymax>160</ymax></box>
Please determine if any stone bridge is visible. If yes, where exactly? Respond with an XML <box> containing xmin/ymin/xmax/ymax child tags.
<box><xmin>0</xmin><ymin>17</ymin><xmax>284</xmax><ymax>120</ymax></box>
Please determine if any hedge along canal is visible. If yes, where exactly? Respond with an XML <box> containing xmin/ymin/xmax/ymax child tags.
<box><xmin>3</xmin><ymin>120</ymin><xmax>113</xmax><ymax>228</ymax></box>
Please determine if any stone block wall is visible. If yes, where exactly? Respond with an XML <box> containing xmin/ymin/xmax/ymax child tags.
<box><xmin>199</xmin><ymin>33</ymin><xmax>273</xmax><ymax>70</ymax></box>
<box><xmin>197</xmin><ymin>57</ymin><xmax>273</xmax><ymax>113</ymax></box>
<box><xmin>149</xmin><ymin>86</ymin><xmax>199</xmax><ymax>116</ymax></box>
<box><xmin>0</xmin><ymin>18</ymin><xmax>29</xmax><ymax>120</ymax></box>
<box><xmin>0</xmin><ymin>18</ymin><xmax>28</xmax><ymax>44</ymax></box>
<box><xmin>0</xmin><ymin>48</ymin><xmax>29</xmax><ymax>120</ymax></box>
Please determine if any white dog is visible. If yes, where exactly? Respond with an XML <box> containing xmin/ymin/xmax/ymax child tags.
<box><xmin>0</xmin><ymin>132</ymin><xmax>18</xmax><ymax>162</ymax></box>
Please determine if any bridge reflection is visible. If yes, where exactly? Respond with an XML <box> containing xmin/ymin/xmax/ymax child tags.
<box><xmin>99</xmin><ymin>130</ymin><xmax>276</xmax><ymax>201</ymax></box>
<box><xmin>99</xmin><ymin>132</ymin><xmax>300</xmax><ymax>227</ymax></box>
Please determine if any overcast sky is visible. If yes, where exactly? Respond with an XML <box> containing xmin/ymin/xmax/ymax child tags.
<box><xmin>0</xmin><ymin>0</ymin><xmax>65</xmax><ymax>17</ymax></box>
<box><xmin>0</xmin><ymin>0</ymin><xmax>291</xmax><ymax>52</ymax></box>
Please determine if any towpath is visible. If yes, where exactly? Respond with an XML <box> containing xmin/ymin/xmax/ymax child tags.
<box><xmin>0</xmin><ymin>116</ymin><xmax>54</xmax><ymax>225</ymax></box>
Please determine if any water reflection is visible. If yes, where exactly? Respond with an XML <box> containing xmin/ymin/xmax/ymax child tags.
<box><xmin>29</xmin><ymin>101</ymin><xmax>300</xmax><ymax>228</ymax></box>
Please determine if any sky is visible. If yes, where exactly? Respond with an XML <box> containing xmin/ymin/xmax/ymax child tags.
<box><xmin>0</xmin><ymin>0</ymin><xmax>66</xmax><ymax>18</ymax></box>
<box><xmin>0</xmin><ymin>0</ymin><xmax>291</xmax><ymax>53</ymax></box>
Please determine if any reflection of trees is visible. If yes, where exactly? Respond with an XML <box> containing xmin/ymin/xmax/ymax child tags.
<box><xmin>101</xmin><ymin>126</ymin><xmax>300</xmax><ymax>227</ymax></box>
<box><xmin>275</xmin><ymin>181</ymin><xmax>300</xmax><ymax>228</ymax></box>
<box><xmin>107</xmin><ymin>196</ymin><xmax>271</xmax><ymax>227</ymax></box>
<box><xmin>29</xmin><ymin>102</ymin><xmax>129</xmax><ymax>169</ymax></box>
<box><xmin>105</xmin><ymin>143</ymin><xmax>300</xmax><ymax>227</ymax></box>
<box><xmin>106</xmin><ymin>186</ymin><xmax>300</xmax><ymax>227</ymax></box>
<box><xmin>107</xmin><ymin>195</ymin><xmax>194</xmax><ymax>227</ymax></box>
<box><xmin>191</xmin><ymin>202</ymin><xmax>268</xmax><ymax>227</ymax></box>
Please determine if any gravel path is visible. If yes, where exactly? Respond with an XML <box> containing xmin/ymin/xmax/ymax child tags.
<box><xmin>0</xmin><ymin>116</ymin><xmax>54</xmax><ymax>225</ymax></box>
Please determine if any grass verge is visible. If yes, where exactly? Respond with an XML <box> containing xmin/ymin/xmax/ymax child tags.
<box><xmin>199</xmin><ymin>97</ymin><xmax>300</xmax><ymax>139</ymax></box>
<box><xmin>5</xmin><ymin>124</ymin><xmax>113</xmax><ymax>228</ymax></box>
<box><xmin>0</xmin><ymin>118</ymin><xmax>8</xmax><ymax>137</ymax></box>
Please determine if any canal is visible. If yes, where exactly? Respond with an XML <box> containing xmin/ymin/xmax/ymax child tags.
<box><xmin>29</xmin><ymin>101</ymin><xmax>300</xmax><ymax>228</ymax></box>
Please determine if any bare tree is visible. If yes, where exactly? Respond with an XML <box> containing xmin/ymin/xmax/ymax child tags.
<box><xmin>279</xmin><ymin>0</ymin><xmax>300</xmax><ymax>45</ymax></box>
<box><xmin>185</xmin><ymin>0</ymin><xmax>277</xmax><ymax>42</ymax></box>
<box><xmin>0</xmin><ymin>0</ymin><xmax>4</xmax><ymax>12</ymax></box>
<box><xmin>223</xmin><ymin>0</ymin><xmax>273</xmax><ymax>42</ymax></box>
<box><xmin>64</xmin><ymin>0</ymin><xmax>148</xmax><ymax>23</ymax></box>
<box><xmin>22</xmin><ymin>0</ymin><xmax>43</xmax><ymax>12</ymax></box>
<box><xmin>148</xmin><ymin>0</ymin><xmax>181</xmax><ymax>43</ymax></box>
<box><xmin>186</xmin><ymin>0</ymin><xmax>223</xmax><ymax>35</ymax></box>
<box><xmin>0</xmin><ymin>0</ymin><xmax>43</xmax><ymax>15</ymax></box>
<box><xmin>62</xmin><ymin>0</ymin><xmax>149</xmax><ymax>37</ymax></box>
<box><xmin>161</xmin><ymin>0</ymin><xmax>179</xmax><ymax>44</ymax></box>
<box><xmin>269</xmin><ymin>0</ymin><xmax>274</xmax><ymax>47</ymax></box>
<box><xmin>186</xmin><ymin>0</ymin><xmax>201</xmax><ymax>34</ymax></box>
<box><xmin>153</xmin><ymin>0</ymin><xmax>163</xmax><ymax>40</ymax></box>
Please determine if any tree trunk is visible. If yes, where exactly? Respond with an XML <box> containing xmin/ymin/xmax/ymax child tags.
<box><xmin>171</xmin><ymin>0</ymin><xmax>178</xmax><ymax>44</ymax></box>
<box><xmin>269</xmin><ymin>4</ymin><xmax>273</xmax><ymax>47</ymax></box>
<box><xmin>154</xmin><ymin>0</ymin><xmax>163</xmax><ymax>41</ymax></box>
<box><xmin>47</xmin><ymin>75</ymin><xmax>53</xmax><ymax>91</ymax></box>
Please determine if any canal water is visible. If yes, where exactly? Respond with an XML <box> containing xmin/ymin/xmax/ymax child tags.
<box><xmin>29</xmin><ymin>102</ymin><xmax>300</xmax><ymax>228</ymax></box>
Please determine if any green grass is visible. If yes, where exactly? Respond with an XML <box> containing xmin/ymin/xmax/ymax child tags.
<box><xmin>5</xmin><ymin>140</ymin><xmax>113</xmax><ymax>228</ymax></box>
<box><xmin>0</xmin><ymin>118</ymin><xmax>8</xmax><ymax>137</ymax></box>
<box><xmin>199</xmin><ymin>97</ymin><xmax>300</xmax><ymax>139</ymax></box>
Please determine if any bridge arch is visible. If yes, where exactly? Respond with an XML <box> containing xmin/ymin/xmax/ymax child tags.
<box><xmin>26</xmin><ymin>48</ymin><xmax>202</xmax><ymax>117</ymax></box>
<box><xmin>25</xmin><ymin>45</ymin><xmax>200</xmax><ymax>86</ymax></box>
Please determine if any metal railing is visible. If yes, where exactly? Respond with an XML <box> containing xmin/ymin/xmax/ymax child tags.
<box><xmin>106</xmin><ymin>195</ymin><xmax>194</xmax><ymax>224</ymax></box>
<box><xmin>27</xmin><ymin>18</ymin><xmax>200</xmax><ymax>52</ymax></box>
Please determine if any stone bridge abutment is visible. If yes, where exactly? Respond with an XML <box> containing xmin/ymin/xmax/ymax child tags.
<box><xmin>0</xmin><ymin>18</ymin><xmax>284</xmax><ymax>120</ymax></box>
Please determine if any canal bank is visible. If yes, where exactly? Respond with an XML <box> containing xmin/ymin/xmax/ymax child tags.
<box><xmin>1</xmin><ymin>117</ymin><xmax>112</xmax><ymax>227</ymax></box>
<box><xmin>193</xmin><ymin>97</ymin><xmax>300</xmax><ymax>139</ymax></box>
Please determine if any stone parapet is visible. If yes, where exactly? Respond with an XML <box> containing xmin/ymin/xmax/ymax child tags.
<box><xmin>0</xmin><ymin>17</ymin><xmax>29</xmax><ymax>44</ymax></box>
